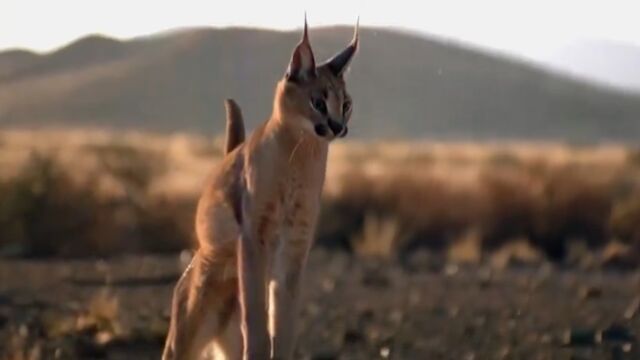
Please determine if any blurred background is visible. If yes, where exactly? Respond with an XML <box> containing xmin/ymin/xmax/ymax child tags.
<box><xmin>1</xmin><ymin>1</ymin><xmax>640</xmax><ymax>359</ymax></box>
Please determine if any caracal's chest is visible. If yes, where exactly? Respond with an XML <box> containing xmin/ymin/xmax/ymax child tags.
<box><xmin>283</xmin><ymin>143</ymin><xmax>327</xmax><ymax>213</ymax></box>
<box><xmin>254</xmin><ymin>132</ymin><xmax>327</xmax><ymax>227</ymax></box>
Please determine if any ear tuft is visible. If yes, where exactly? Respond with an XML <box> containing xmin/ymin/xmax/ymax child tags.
<box><xmin>322</xmin><ymin>18</ymin><xmax>359</xmax><ymax>77</ymax></box>
<box><xmin>286</xmin><ymin>15</ymin><xmax>317</xmax><ymax>82</ymax></box>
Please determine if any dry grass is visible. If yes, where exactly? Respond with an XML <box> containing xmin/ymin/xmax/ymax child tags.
<box><xmin>1</xmin><ymin>287</ymin><xmax>131</xmax><ymax>360</ymax></box>
<box><xmin>325</xmin><ymin>141</ymin><xmax>639</xmax><ymax>261</ymax></box>
<box><xmin>447</xmin><ymin>229</ymin><xmax>483</xmax><ymax>264</ymax></box>
<box><xmin>3</xmin><ymin>332</ymin><xmax>43</xmax><ymax>360</ymax></box>
<box><xmin>78</xmin><ymin>289</ymin><xmax>123</xmax><ymax>344</ymax></box>
<box><xmin>0</xmin><ymin>129</ymin><xmax>639</xmax><ymax>263</ymax></box>
<box><xmin>489</xmin><ymin>238</ymin><xmax>544</xmax><ymax>269</ymax></box>
<box><xmin>352</xmin><ymin>213</ymin><xmax>403</xmax><ymax>259</ymax></box>
<box><xmin>0</xmin><ymin>132</ymin><xmax>195</xmax><ymax>257</ymax></box>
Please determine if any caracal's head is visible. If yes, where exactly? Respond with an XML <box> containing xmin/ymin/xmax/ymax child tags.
<box><xmin>275</xmin><ymin>17</ymin><xmax>359</xmax><ymax>141</ymax></box>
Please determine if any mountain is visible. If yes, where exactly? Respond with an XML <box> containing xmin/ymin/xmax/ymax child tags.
<box><xmin>0</xmin><ymin>49</ymin><xmax>40</xmax><ymax>78</ymax></box>
<box><xmin>0</xmin><ymin>27</ymin><xmax>639</xmax><ymax>142</ymax></box>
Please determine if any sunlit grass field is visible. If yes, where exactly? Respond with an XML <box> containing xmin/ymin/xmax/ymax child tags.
<box><xmin>1</xmin><ymin>129</ymin><xmax>639</xmax><ymax>264</ymax></box>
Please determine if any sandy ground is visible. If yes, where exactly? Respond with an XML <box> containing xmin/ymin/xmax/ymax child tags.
<box><xmin>1</xmin><ymin>250</ymin><xmax>639</xmax><ymax>359</ymax></box>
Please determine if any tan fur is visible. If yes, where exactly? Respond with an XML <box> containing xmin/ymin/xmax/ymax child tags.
<box><xmin>224</xmin><ymin>99</ymin><xmax>245</xmax><ymax>155</ymax></box>
<box><xmin>162</xmin><ymin>19</ymin><xmax>358</xmax><ymax>360</ymax></box>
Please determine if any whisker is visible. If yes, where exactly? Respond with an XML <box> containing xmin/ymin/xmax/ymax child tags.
<box><xmin>289</xmin><ymin>131</ymin><xmax>305</xmax><ymax>163</ymax></box>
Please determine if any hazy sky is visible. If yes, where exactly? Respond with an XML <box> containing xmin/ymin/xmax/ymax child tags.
<box><xmin>3</xmin><ymin>0</ymin><xmax>638</xmax><ymax>53</ymax></box>
<box><xmin>3</xmin><ymin>0</ymin><xmax>640</xmax><ymax>90</ymax></box>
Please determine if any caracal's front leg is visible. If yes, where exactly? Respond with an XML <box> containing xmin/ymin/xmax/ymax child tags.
<box><xmin>238</xmin><ymin>194</ymin><xmax>279</xmax><ymax>360</ymax></box>
<box><xmin>269</xmin><ymin>207</ymin><xmax>316</xmax><ymax>360</ymax></box>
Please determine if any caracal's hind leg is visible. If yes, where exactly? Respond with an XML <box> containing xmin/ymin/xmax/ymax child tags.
<box><xmin>162</xmin><ymin>249</ymin><xmax>237</xmax><ymax>360</ymax></box>
<box><xmin>163</xmin><ymin>255</ymin><xmax>195</xmax><ymax>360</ymax></box>
<box><xmin>211</xmin><ymin>303</ymin><xmax>242</xmax><ymax>360</ymax></box>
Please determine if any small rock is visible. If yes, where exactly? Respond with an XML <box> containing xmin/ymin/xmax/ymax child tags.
<box><xmin>380</xmin><ymin>345</ymin><xmax>391</xmax><ymax>358</ymax></box>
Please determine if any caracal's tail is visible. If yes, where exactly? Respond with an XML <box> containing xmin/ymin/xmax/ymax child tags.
<box><xmin>224</xmin><ymin>99</ymin><xmax>245</xmax><ymax>154</ymax></box>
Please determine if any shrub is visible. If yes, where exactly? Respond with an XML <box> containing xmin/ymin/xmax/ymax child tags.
<box><xmin>609</xmin><ymin>194</ymin><xmax>640</xmax><ymax>246</ymax></box>
<box><xmin>0</xmin><ymin>152</ymin><xmax>191</xmax><ymax>257</ymax></box>
<box><xmin>0</xmin><ymin>153</ymin><xmax>108</xmax><ymax>257</ymax></box>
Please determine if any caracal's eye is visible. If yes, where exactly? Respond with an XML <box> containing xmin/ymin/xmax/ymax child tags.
<box><xmin>311</xmin><ymin>97</ymin><xmax>328</xmax><ymax>115</ymax></box>
<box><xmin>342</xmin><ymin>99</ymin><xmax>352</xmax><ymax>114</ymax></box>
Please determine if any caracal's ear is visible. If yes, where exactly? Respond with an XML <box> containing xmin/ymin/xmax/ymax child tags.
<box><xmin>322</xmin><ymin>18</ymin><xmax>359</xmax><ymax>77</ymax></box>
<box><xmin>286</xmin><ymin>15</ymin><xmax>316</xmax><ymax>82</ymax></box>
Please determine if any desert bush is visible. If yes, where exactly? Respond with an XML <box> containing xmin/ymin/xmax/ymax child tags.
<box><xmin>535</xmin><ymin>167</ymin><xmax>615</xmax><ymax>259</ymax></box>
<box><xmin>0</xmin><ymin>153</ymin><xmax>110</xmax><ymax>257</ymax></box>
<box><xmin>609</xmin><ymin>194</ymin><xmax>640</xmax><ymax>246</ymax></box>
<box><xmin>86</xmin><ymin>143</ymin><xmax>167</xmax><ymax>194</ymax></box>
<box><xmin>319</xmin><ymin>169</ymin><xmax>483</xmax><ymax>260</ymax></box>
<box><xmin>89</xmin><ymin>142</ymin><xmax>193</xmax><ymax>253</ymax></box>
<box><xmin>318</xmin><ymin>155</ymin><xmax>638</xmax><ymax>264</ymax></box>
<box><xmin>79</xmin><ymin>289</ymin><xmax>123</xmax><ymax>338</ymax></box>
<box><xmin>135</xmin><ymin>197</ymin><xmax>195</xmax><ymax>253</ymax></box>
<box><xmin>0</xmin><ymin>152</ymin><xmax>191</xmax><ymax>257</ymax></box>
<box><xmin>477</xmin><ymin>169</ymin><xmax>542</xmax><ymax>250</ymax></box>
<box><xmin>2</xmin><ymin>133</ymin><xmax>639</xmax><ymax>265</ymax></box>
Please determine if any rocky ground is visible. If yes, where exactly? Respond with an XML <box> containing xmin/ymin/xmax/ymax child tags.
<box><xmin>1</xmin><ymin>250</ymin><xmax>639</xmax><ymax>359</ymax></box>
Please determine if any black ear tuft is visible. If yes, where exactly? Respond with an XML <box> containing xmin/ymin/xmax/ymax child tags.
<box><xmin>286</xmin><ymin>15</ymin><xmax>317</xmax><ymax>81</ymax></box>
<box><xmin>323</xmin><ymin>18</ymin><xmax>359</xmax><ymax>77</ymax></box>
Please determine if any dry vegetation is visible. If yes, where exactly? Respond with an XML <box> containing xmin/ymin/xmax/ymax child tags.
<box><xmin>0</xmin><ymin>129</ymin><xmax>639</xmax><ymax>266</ymax></box>
<box><xmin>1</xmin><ymin>130</ymin><xmax>640</xmax><ymax>359</ymax></box>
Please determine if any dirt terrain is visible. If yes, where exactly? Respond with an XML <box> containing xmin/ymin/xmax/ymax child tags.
<box><xmin>1</xmin><ymin>250</ymin><xmax>638</xmax><ymax>360</ymax></box>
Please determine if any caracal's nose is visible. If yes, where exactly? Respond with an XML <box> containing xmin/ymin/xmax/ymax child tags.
<box><xmin>327</xmin><ymin>119</ymin><xmax>344</xmax><ymax>136</ymax></box>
